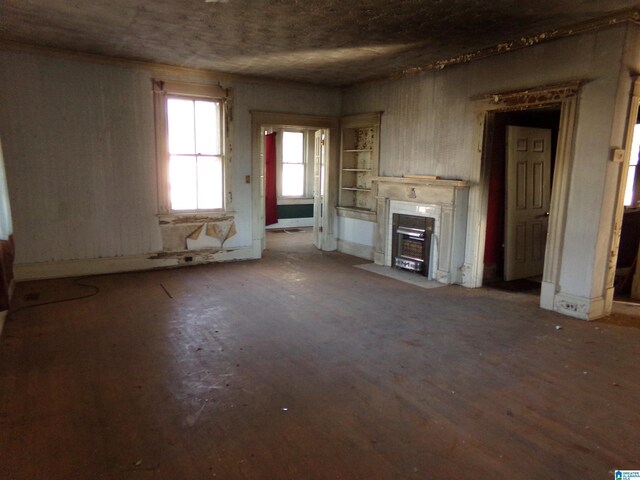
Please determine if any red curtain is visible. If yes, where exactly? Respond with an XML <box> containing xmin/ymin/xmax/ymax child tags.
<box><xmin>0</xmin><ymin>137</ymin><xmax>13</xmax><ymax>312</ymax></box>
<box><xmin>0</xmin><ymin>235</ymin><xmax>14</xmax><ymax>311</ymax></box>
<box><xmin>265</xmin><ymin>132</ymin><xmax>278</xmax><ymax>226</ymax></box>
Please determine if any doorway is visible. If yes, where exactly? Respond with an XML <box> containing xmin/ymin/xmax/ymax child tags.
<box><xmin>262</xmin><ymin>125</ymin><xmax>324</xmax><ymax>250</ymax></box>
<box><xmin>482</xmin><ymin>107</ymin><xmax>561</xmax><ymax>291</ymax></box>
<box><xmin>250</xmin><ymin>112</ymin><xmax>339</xmax><ymax>257</ymax></box>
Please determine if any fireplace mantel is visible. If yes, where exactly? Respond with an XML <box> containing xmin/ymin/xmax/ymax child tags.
<box><xmin>372</xmin><ymin>176</ymin><xmax>472</xmax><ymax>187</ymax></box>
<box><xmin>372</xmin><ymin>176</ymin><xmax>470</xmax><ymax>284</ymax></box>
<box><xmin>373</xmin><ymin>176</ymin><xmax>471</xmax><ymax>205</ymax></box>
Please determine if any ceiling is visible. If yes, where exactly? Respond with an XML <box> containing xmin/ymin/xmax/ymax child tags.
<box><xmin>0</xmin><ymin>1</ymin><xmax>638</xmax><ymax>86</ymax></box>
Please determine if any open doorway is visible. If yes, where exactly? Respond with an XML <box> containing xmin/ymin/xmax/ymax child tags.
<box><xmin>250</xmin><ymin>111</ymin><xmax>339</xmax><ymax>257</ymax></box>
<box><xmin>262</xmin><ymin>126</ymin><xmax>323</xmax><ymax>249</ymax></box>
<box><xmin>482</xmin><ymin>107</ymin><xmax>561</xmax><ymax>292</ymax></box>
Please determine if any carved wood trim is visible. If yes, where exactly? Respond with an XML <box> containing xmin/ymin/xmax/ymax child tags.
<box><xmin>468</xmin><ymin>82</ymin><xmax>580</xmax><ymax>304</ymax></box>
<box><xmin>473</xmin><ymin>81</ymin><xmax>583</xmax><ymax>110</ymax></box>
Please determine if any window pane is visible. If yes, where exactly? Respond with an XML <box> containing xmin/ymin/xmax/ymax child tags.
<box><xmin>195</xmin><ymin>101</ymin><xmax>221</xmax><ymax>155</ymax></box>
<box><xmin>167</xmin><ymin>99</ymin><xmax>195</xmax><ymax>154</ymax></box>
<box><xmin>631</xmin><ymin>124</ymin><xmax>640</xmax><ymax>167</ymax></box>
<box><xmin>282</xmin><ymin>164</ymin><xmax>304</xmax><ymax>197</ymax></box>
<box><xmin>624</xmin><ymin>165</ymin><xmax>637</xmax><ymax>206</ymax></box>
<box><xmin>624</xmin><ymin>124</ymin><xmax>640</xmax><ymax>206</ymax></box>
<box><xmin>283</xmin><ymin>131</ymin><xmax>304</xmax><ymax>164</ymax></box>
<box><xmin>197</xmin><ymin>156</ymin><xmax>223</xmax><ymax>209</ymax></box>
<box><xmin>169</xmin><ymin>155</ymin><xmax>197</xmax><ymax>210</ymax></box>
<box><xmin>166</xmin><ymin>96</ymin><xmax>224</xmax><ymax>211</ymax></box>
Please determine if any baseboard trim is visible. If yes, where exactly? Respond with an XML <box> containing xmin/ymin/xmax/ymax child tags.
<box><xmin>553</xmin><ymin>291</ymin><xmax>606</xmax><ymax>320</ymax></box>
<box><xmin>321</xmin><ymin>234</ymin><xmax>338</xmax><ymax>252</ymax></box>
<box><xmin>14</xmin><ymin>246</ymin><xmax>258</xmax><ymax>281</ymax></box>
<box><xmin>540</xmin><ymin>281</ymin><xmax>556</xmax><ymax>310</ymax></box>
<box><xmin>337</xmin><ymin>240</ymin><xmax>375</xmax><ymax>261</ymax></box>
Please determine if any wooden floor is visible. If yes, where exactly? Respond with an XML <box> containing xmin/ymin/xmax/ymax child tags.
<box><xmin>1</xmin><ymin>230</ymin><xmax>639</xmax><ymax>479</ymax></box>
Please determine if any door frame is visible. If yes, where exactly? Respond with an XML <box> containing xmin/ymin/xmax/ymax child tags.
<box><xmin>608</xmin><ymin>78</ymin><xmax>640</xmax><ymax>301</ymax></box>
<box><xmin>313</xmin><ymin>129</ymin><xmax>326</xmax><ymax>250</ymax></box>
<box><xmin>250</xmin><ymin>111</ymin><xmax>339</xmax><ymax>255</ymax></box>
<box><xmin>504</xmin><ymin>125</ymin><xmax>553</xmax><ymax>281</ymax></box>
<box><xmin>465</xmin><ymin>82</ymin><xmax>580</xmax><ymax>312</ymax></box>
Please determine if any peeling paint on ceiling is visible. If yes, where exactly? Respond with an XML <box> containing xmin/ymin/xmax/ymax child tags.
<box><xmin>0</xmin><ymin>1</ymin><xmax>638</xmax><ymax>86</ymax></box>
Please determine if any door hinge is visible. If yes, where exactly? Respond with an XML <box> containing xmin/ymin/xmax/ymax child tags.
<box><xmin>319</xmin><ymin>226</ymin><xmax>323</xmax><ymax>232</ymax></box>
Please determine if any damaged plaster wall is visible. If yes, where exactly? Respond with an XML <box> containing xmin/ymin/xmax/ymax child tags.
<box><xmin>340</xmin><ymin>23</ymin><xmax>635</xmax><ymax>318</ymax></box>
<box><xmin>159</xmin><ymin>215</ymin><xmax>237</xmax><ymax>252</ymax></box>
<box><xmin>0</xmin><ymin>49</ymin><xmax>341</xmax><ymax>274</ymax></box>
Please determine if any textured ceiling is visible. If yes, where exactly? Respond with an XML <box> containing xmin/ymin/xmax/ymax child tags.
<box><xmin>0</xmin><ymin>0</ymin><xmax>639</xmax><ymax>86</ymax></box>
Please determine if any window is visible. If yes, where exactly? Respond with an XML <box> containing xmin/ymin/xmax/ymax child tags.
<box><xmin>281</xmin><ymin>131</ymin><xmax>305</xmax><ymax>197</ymax></box>
<box><xmin>167</xmin><ymin>97</ymin><xmax>222</xmax><ymax>210</ymax></box>
<box><xmin>153</xmin><ymin>80</ymin><xmax>231</xmax><ymax>213</ymax></box>
<box><xmin>624</xmin><ymin>123</ymin><xmax>640</xmax><ymax>207</ymax></box>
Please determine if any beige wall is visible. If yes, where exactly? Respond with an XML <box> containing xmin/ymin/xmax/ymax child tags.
<box><xmin>0</xmin><ymin>50</ymin><xmax>341</xmax><ymax>266</ymax></box>
<box><xmin>341</xmin><ymin>24</ymin><xmax>637</xmax><ymax>318</ymax></box>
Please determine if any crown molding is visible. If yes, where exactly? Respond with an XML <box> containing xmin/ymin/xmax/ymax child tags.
<box><xmin>351</xmin><ymin>7</ymin><xmax>640</xmax><ymax>88</ymax></box>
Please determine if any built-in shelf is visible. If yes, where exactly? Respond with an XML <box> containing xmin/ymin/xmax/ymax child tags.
<box><xmin>338</xmin><ymin>112</ymin><xmax>381</xmax><ymax>219</ymax></box>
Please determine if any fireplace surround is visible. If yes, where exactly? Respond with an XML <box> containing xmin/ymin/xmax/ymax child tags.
<box><xmin>372</xmin><ymin>177</ymin><xmax>470</xmax><ymax>285</ymax></box>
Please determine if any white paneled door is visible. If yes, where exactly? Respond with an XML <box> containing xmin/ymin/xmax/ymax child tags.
<box><xmin>505</xmin><ymin>126</ymin><xmax>552</xmax><ymax>281</ymax></box>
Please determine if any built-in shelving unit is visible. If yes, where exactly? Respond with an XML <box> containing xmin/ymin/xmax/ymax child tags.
<box><xmin>338</xmin><ymin>112</ymin><xmax>381</xmax><ymax>220</ymax></box>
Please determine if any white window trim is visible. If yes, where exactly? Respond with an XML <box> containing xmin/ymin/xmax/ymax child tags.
<box><xmin>153</xmin><ymin>79</ymin><xmax>233</xmax><ymax>214</ymax></box>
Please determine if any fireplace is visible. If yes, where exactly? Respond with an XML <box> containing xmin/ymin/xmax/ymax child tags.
<box><xmin>372</xmin><ymin>177</ymin><xmax>470</xmax><ymax>285</ymax></box>
<box><xmin>392</xmin><ymin>214</ymin><xmax>434</xmax><ymax>276</ymax></box>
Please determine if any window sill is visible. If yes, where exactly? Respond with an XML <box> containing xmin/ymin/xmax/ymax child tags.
<box><xmin>277</xmin><ymin>197</ymin><xmax>313</xmax><ymax>205</ymax></box>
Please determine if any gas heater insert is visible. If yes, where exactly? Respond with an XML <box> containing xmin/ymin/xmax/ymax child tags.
<box><xmin>392</xmin><ymin>214</ymin><xmax>434</xmax><ymax>276</ymax></box>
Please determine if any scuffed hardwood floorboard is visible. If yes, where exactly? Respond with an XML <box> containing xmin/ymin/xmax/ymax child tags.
<box><xmin>1</xmin><ymin>231</ymin><xmax>639</xmax><ymax>479</ymax></box>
